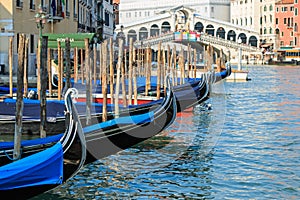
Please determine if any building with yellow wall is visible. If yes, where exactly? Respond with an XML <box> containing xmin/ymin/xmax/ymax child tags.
<box><xmin>0</xmin><ymin>0</ymin><xmax>79</xmax><ymax>75</ymax></box>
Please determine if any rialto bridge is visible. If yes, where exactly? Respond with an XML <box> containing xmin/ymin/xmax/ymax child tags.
<box><xmin>114</xmin><ymin>5</ymin><xmax>262</xmax><ymax>62</ymax></box>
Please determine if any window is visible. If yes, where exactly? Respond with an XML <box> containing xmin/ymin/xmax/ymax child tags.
<box><xmin>269</xmin><ymin>5</ymin><xmax>273</xmax><ymax>11</ymax></box>
<box><xmin>30</xmin><ymin>34</ymin><xmax>34</xmax><ymax>54</ymax></box>
<box><xmin>276</xmin><ymin>7</ymin><xmax>279</xmax><ymax>12</ymax></box>
<box><xmin>264</xmin><ymin>5</ymin><xmax>267</xmax><ymax>11</ymax></box>
<box><xmin>270</xmin><ymin>15</ymin><xmax>272</xmax><ymax>23</ymax></box>
<box><xmin>30</xmin><ymin>0</ymin><xmax>35</xmax><ymax>10</ymax></box>
<box><xmin>211</xmin><ymin>7</ymin><xmax>214</xmax><ymax>13</ymax></box>
<box><xmin>105</xmin><ymin>12</ymin><xmax>109</xmax><ymax>26</ymax></box>
<box><xmin>264</xmin><ymin>28</ymin><xmax>267</xmax><ymax>34</ymax></box>
<box><xmin>260</xmin><ymin>17</ymin><xmax>262</xmax><ymax>25</ymax></box>
<box><xmin>281</xmin><ymin>31</ymin><xmax>284</xmax><ymax>36</ymax></box>
<box><xmin>295</xmin><ymin>8</ymin><xmax>298</xmax><ymax>16</ymax></box>
<box><xmin>269</xmin><ymin>28</ymin><xmax>272</xmax><ymax>34</ymax></box>
<box><xmin>284</xmin><ymin>18</ymin><xmax>287</xmax><ymax>24</ymax></box>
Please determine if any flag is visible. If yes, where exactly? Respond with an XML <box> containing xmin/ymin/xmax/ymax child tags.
<box><xmin>51</xmin><ymin>0</ymin><xmax>56</xmax><ymax>16</ymax></box>
<box><xmin>61</xmin><ymin>0</ymin><xmax>65</xmax><ymax>18</ymax></box>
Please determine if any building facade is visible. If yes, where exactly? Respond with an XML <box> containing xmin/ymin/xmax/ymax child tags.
<box><xmin>0</xmin><ymin>0</ymin><xmax>114</xmax><ymax>75</ymax></box>
<box><xmin>118</xmin><ymin>0</ymin><xmax>231</xmax><ymax>25</ymax></box>
<box><xmin>275</xmin><ymin>0</ymin><xmax>295</xmax><ymax>48</ymax></box>
<box><xmin>231</xmin><ymin>0</ymin><xmax>277</xmax><ymax>49</ymax></box>
<box><xmin>294</xmin><ymin>0</ymin><xmax>300</xmax><ymax>47</ymax></box>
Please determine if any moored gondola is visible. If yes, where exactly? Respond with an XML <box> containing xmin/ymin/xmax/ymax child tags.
<box><xmin>0</xmin><ymin>88</ymin><xmax>86</xmax><ymax>199</ymax></box>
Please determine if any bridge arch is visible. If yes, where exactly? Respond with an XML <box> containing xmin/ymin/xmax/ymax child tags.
<box><xmin>194</xmin><ymin>22</ymin><xmax>204</xmax><ymax>32</ymax></box>
<box><xmin>227</xmin><ymin>30</ymin><xmax>236</xmax><ymax>41</ymax></box>
<box><xmin>161</xmin><ymin>21</ymin><xmax>171</xmax><ymax>33</ymax></box>
<box><xmin>249</xmin><ymin>35</ymin><xmax>258</xmax><ymax>47</ymax></box>
<box><xmin>206</xmin><ymin>24</ymin><xmax>215</xmax><ymax>36</ymax></box>
<box><xmin>139</xmin><ymin>27</ymin><xmax>148</xmax><ymax>40</ymax></box>
<box><xmin>128</xmin><ymin>29</ymin><xmax>137</xmax><ymax>43</ymax></box>
<box><xmin>150</xmin><ymin>24</ymin><xmax>160</xmax><ymax>37</ymax></box>
<box><xmin>216</xmin><ymin>27</ymin><xmax>226</xmax><ymax>39</ymax></box>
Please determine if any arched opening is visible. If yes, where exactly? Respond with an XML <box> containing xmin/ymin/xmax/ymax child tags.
<box><xmin>194</xmin><ymin>22</ymin><xmax>204</xmax><ymax>32</ymax></box>
<box><xmin>139</xmin><ymin>27</ymin><xmax>148</xmax><ymax>40</ymax></box>
<box><xmin>249</xmin><ymin>36</ymin><xmax>258</xmax><ymax>47</ymax></box>
<box><xmin>150</xmin><ymin>24</ymin><xmax>160</xmax><ymax>37</ymax></box>
<box><xmin>227</xmin><ymin>30</ymin><xmax>236</xmax><ymax>41</ymax></box>
<box><xmin>237</xmin><ymin>33</ymin><xmax>247</xmax><ymax>44</ymax></box>
<box><xmin>216</xmin><ymin>27</ymin><xmax>226</xmax><ymax>39</ymax></box>
<box><xmin>205</xmin><ymin>24</ymin><xmax>215</xmax><ymax>36</ymax></box>
<box><xmin>127</xmin><ymin>29</ymin><xmax>137</xmax><ymax>44</ymax></box>
<box><xmin>161</xmin><ymin>21</ymin><xmax>171</xmax><ymax>33</ymax></box>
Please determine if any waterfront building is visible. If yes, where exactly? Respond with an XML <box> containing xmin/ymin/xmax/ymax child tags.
<box><xmin>275</xmin><ymin>0</ymin><xmax>295</xmax><ymax>48</ymax></box>
<box><xmin>230</xmin><ymin>0</ymin><xmax>277</xmax><ymax>49</ymax></box>
<box><xmin>118</xmin><ymin>0</ymin><xmax>231</xmax><ymax>25</ymax></box>
<box><xmin>0</xmin><ymin>0</ymin><xmax>114</xmax><ymax>75</ymax></box>
<box><xmin>77</xmin><ymin>0</ymin><xmax>114</xmax><ymax>41</ymax></box>
<box><xmin>294</xmin><ymin>0</ymin><xmax>300</xmax><ymax>47</ymax></box>
<box><xmin>0</xmin><ymin>0</ymin><xmax>77</xmax><ymax>75</ymax></box>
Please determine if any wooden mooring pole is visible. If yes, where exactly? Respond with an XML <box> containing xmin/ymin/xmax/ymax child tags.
<box><xmin>40</xmin><ymin>36</ymin><xmax>48</xmax><ymax>138</ymax></box>
<box><xmin>13</xmin><ymin>34</ymin><xmax>26</xmax><ymax>160</ymax></box>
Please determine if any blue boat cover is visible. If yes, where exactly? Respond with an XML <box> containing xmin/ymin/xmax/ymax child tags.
<box><xmin>83</xmin><ymin>111</ymin><xmax>154</xmax><ymax>133</ymax></box>
<box><xmin>0</xmin><ymin>142</ymin><xmax>63</xmax><ymax>190</ymax></box>
<box><xmin>0</xmin><ymin>133</ymin><xmax>63</xmax><ymax>150</ymax></box>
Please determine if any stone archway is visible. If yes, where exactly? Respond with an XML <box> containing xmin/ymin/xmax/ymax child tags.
<box><xmin>128</xmin><ymin>29</ymin><xmax>137</xmax><ymax>43</ymax></box>
<box><xmin>175</xmin><ymin>9</ymin><xmax>189</xmax><ymax>30</ymax></box>
<box><xmin>227</xmin><ymin>30</ymin><xmax>236</xmax><ymax>41</ymax></box>
<box><xmin>139</xmin><ymin>27</ymin><xmax>148</xmax><ymax>40</ymax></box>
<box><xmin>249</xmin><ymin>35</ymin><xmax>258</xmax><ymax>47</ymax></box>
<box><xmin>194</xmin><ymin>22</ymin><xmax>204</xmax><ymax>32</ymax></box>
<box><xmin>216</xmin><ymin>27</ymin><xmax>226</xmax><ymax>39</ymax></box>
<box><xmin>205</xmin><ymin>24</ymin><xmax>215</xmax><ymax>36</ymax></box>
<box><xmin>161</xmin><ymin>21</ymin><xmax>171</xmax><ymax>33</ymax></box>
<box><xmin>150</xmin><ymin>24</ymin><xmax>160</xmax><ymax>37</ymax></box>
<box><xmin>237</xmin><ymin>33</ymin><xmax>247</xmax><ymax>44</ymax></box>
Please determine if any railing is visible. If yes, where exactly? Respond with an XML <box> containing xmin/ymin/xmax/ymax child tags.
<box><xmin>199</xmin><ymin>34</ymin><xmax>260</xmax><ymax>52</ymax></box>
<box><xmin>134</xmin><ymin>32</ymin><xmax>261</xmax><ymax>53</ymax></box>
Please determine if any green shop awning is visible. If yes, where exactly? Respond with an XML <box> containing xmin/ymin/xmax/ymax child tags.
<box><xmin>43</xmin><ymin>33</ymin><xmax>95</xmax><ymax>49</ymax></box>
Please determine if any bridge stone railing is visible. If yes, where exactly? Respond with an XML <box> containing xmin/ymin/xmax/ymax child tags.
<box><xmin>134</xmin><ymin>32</ymin><xmax>261</xmax><ymax>54</ymax></box>
<box><xmin>199</xmin><ymin>34</ymin><xmax>261</xmax><ymax>53</ymax></box>
<box><xmin>134</xmin><ymin>32</ymin><xmax>174</xmax><ymax>47</ymax></box>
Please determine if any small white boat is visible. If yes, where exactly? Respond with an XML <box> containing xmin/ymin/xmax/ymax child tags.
<box><xmin>226</xmin><ymin>69</ymin><xmax>249</xmax><ymax>81</ymax></box>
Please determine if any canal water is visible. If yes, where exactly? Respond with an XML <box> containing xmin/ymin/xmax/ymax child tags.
<box><xmin>32</xmin><ymin>65</ymin><xmax>300</xmax><ymax>199</ymax></box>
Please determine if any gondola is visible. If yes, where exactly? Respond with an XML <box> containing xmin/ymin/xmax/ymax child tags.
<box><xmin>0</xmin><ymin>77</ymin><xmax>177</xmax><ymax>167</ymax></box>
<box><xmin>0</xmin><ymin>88</ymin><xmax>86</xmax><ymax>199</ymax></box>
<box><xmin>83</xmin><ymin>76</ymin><xmax>178</xmax><ymax>164</ymax></box>
<box><xmin>0</xmin><ymin>73</ymin><xmax>209</xmax><ymax>135</ymax></box>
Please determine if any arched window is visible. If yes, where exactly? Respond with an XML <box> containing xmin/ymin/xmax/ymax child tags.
<box><xmin>264</xmin><ymin>27</ymin><xmax>267</xmax><ymax>34</ymax></box>
<box><xmin>269</xmin><ymin>27</ymin><xmax>272</xmax><ymax>34</ymax></box>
